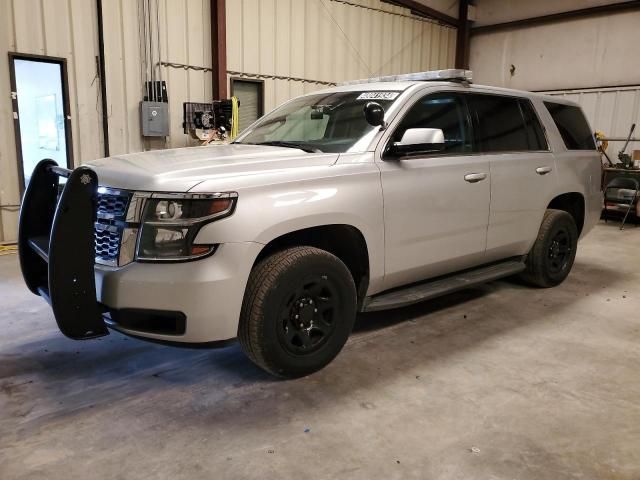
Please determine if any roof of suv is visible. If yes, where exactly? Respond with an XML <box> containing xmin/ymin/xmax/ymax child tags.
<box><xmin>312</xmin><ymin>80</ymin><xmax>577</xmax><ymax>107</ymax></box>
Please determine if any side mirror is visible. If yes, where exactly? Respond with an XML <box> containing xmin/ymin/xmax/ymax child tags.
<box><xmin>364</xmin><ymin>102</ymin><xmax>386</xmax><ymax>128</ymax></box>
<box><xmin>390</xmin><ymin>128</ymin><xmax>445</xmax><ymax>156</ymax></box>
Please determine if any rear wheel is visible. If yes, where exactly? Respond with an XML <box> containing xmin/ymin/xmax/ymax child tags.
<box><xmin>520</xmin><ymin>209</ymin><xmax>578</xmax><ymax>287</ymax></box>
<box><xmin>238</xmin><ymin>246</ymin><xmax>357</xmax><ymax>378</ymax></box>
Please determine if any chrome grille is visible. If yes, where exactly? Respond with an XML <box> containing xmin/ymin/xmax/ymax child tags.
<box><xmin>95</xmin><ymin>226</ymin><xmax>122</xmax><ymax>261</ymax></box>
<box><xmin>94</xmin><ymin>190</ymin><xmax>132</xmax><ymax>265</ymax></box>
<box><xmin>97</xmin><ymin>193</ymin><xmax>129</xmax><ymax>217</ymax></box>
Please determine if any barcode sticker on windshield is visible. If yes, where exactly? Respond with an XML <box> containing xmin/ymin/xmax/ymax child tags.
<box><xmin>357</xmin><ymin>92</ymin><xmax>400</xmax><ymax>101</ymax></box>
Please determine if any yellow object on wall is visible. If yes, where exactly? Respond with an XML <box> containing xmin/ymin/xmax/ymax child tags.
<box><xmin>230</xmin><ymin>96</ymin><xmax>240</xmax><ymax>140</ymax></box>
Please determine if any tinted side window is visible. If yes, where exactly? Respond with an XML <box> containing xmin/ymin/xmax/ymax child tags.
<box><xmin>519</xmin><ymin>100</ymin><xmax>548</xmax><ymax>150</ymax></box>
<box><xmin>392</xmin><ymin>93</ymin><xmax>472</xmax><ymax>154</ymax></box>
<box><xmin>469</xmin><ymin>94</ymin><xmax>529</xmax><ymax>152</ymax></box>
<box><xmin>544</xmin><ymin>102</ymin><xmax>595</xmax><ymax>150</ymax></box>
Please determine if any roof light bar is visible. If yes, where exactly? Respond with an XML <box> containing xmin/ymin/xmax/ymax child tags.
<box><xmin>340</xmin><ymin>69</ymin><xmax>473</xmax><ymax>86</ymax></box>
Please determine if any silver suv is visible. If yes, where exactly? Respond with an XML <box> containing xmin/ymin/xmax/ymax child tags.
<box><xmin>19</xmin><ymin>70</ymin><xmax>602</xmax><ymax>377</ymax></box>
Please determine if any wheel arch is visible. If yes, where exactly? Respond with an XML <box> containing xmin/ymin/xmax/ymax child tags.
<box><xmin>253</xmin><ymin>224</ymin><xmax>371</xmax><ymax>308</ymax></box>
<box><xmin>547</xmin><ymin>192</ymin><xmax>585</xmax><ymax>235</ymax></box>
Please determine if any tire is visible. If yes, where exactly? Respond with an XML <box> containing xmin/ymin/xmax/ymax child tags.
<box><xmin>238</xmin><ymin>246</ymin><xmax>357</xmax><ymax>378</ymax></box>
<box><xmin>520</xmin><ymin>209</ymin><xmax>578</xmax><ymax>288</ymax></box>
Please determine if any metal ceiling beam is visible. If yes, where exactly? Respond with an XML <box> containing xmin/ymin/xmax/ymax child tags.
<box><xmin>472</xmin><ymin>0</ymin><xmax>640</xmax><ymax>35</ymax></box>
<box><xmin>381</xmin><ymin>0</ymin><xmax>459</xmax><ymax>27</ymax></box>
<box><xmin>211</xmin><ymin>0</ymin><xmax>227</xmax><ymax>99</ymax></box>
<box><xmin>455</xmin><ymin>0</ymin><xmax>471</xmax><ymax>69</ymax></box>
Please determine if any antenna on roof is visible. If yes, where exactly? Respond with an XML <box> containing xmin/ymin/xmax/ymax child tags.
<box><xmin>340</xmin><ymin>69</ymin><xmax>473</xmax><ymax>86</ymax></box>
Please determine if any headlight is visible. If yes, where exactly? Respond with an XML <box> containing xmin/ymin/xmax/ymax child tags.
<box><xmin>137</xmin><ymin>193</ymin><xmax>237</xmax><ymax>261</ymax></box>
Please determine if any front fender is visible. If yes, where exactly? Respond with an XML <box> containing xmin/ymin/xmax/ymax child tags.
<box><xmin>192</xmin><ymin>163</ymin><xmax>386</xmax><ymax>293</ymax></box>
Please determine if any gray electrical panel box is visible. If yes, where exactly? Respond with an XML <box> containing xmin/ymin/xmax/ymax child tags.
<box><xmin>140</xmin><ymin>101</ymin><xmax>169</xmax><ymax>137</ymax></box>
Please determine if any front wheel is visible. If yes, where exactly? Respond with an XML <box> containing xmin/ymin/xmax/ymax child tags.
<box><xmin>520</xmin><ymin>209</ymin><xmax>578</xmax><ymax>288</ymax></box>
<box><xmin>238</xmin><ymin>246</ymin><xmax>357</xmax><ymax>378</ymax></box>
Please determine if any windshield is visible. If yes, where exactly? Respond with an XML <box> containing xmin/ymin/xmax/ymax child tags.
<box><xmin>234</xmin><ymin>91</ymin><xmax>402</xmax><ymax>153</ymax></box>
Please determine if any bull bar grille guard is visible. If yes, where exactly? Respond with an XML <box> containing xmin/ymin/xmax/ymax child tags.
<box><xmin>18</xmin><ymin>159</ymin><xmax>110</xmax><ymax>340</ymax></box>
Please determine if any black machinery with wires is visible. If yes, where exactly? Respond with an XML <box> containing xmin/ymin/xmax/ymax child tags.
<box><xmin>599</xmin><ymin>123</ymin><xmax>638</xmax><ymax>168</ymax></box>
<box><xmin>616</xmin><ymin>123</ymin><xmax>636</xmax><ymax>169</ymax></box>
<box><xmin>183</xmin><ymin>100</ymin><xmax>235</xmax><ymax>141</ymax></box>
<box><xmin>600</xmin><ymin>123</ymin><xmax>640</xmax><ymax>228</ymax></box>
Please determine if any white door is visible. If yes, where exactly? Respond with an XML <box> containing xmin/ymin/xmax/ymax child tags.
<box><xmin>10</xmin><ymin>55</ymin><xmax>72</xmax><ymax>191</ymax></box>
<box><xmin>378</xmin><ymin>92</ymin><xmax>491</xmax><ymax>291</ymax></box>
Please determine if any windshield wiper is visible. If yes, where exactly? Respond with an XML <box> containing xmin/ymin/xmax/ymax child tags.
<box><xmin>251</xmin><ymin>141</ymin><xmax>321</xmax><ymax>153</ymax></box>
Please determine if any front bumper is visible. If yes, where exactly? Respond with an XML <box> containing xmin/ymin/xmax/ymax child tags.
<box><xmin>18</xmin><ymin>160</ymin><xmax>262</xmax><ymax>344</ymax></box>
<box><xmin>97</xmin><ymin>241</ymin><xmax>262</xmax><ymax>343</ymax></box>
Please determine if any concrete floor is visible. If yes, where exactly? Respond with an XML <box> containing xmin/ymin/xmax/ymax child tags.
<box><xmin>1</xmin><ymin>221</ymin><xmax>639</xmax><ymax>479</ymax></box>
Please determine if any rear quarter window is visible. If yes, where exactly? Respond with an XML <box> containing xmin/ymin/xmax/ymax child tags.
<box><xmin>544</xmin><ymin>102</ymin><xmax>596</xmax><ymax>150</ymax></box>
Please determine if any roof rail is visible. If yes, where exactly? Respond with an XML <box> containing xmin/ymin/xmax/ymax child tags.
<box><xmin>340</xmin><ymin>69</ymin><xmax>472</xmax><ymax>86</ymax></box>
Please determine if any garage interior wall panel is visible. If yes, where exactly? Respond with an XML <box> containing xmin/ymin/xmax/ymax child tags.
<box><xmin>544</xmin><ymin>86</ymin><xmax>640</xmax><ymax>157</ymax></box>
<box><xmin>226</xmin><ymin>0</ymin><xmax>457</xmax><ymax>114</ymax></box>
<box><xmin>101</xmin><ymin>0</ymin><xmax>213</xmax><ymax>153</ymax></box>
<box><xmin>0</xmin><ymin>0</ymin><xmax>104</xmax><ymax>242</ymax></box>
<box><xmin>470</xmin><ymin>10</ymin><xmax>640</xmax><ymax>92</ymax></box>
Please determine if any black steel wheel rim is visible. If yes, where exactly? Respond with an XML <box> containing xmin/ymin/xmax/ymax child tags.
<box><xmin>547</xmin><ymin>228</ymin><xmax>572</xmax><ymax>274</ymax></box>
<box><xmin>277</xmin><ymin>276</ymin><xmax>339</xmax><ymax>355</ymax></box>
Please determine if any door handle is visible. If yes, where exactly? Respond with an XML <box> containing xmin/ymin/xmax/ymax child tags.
<box><xmin>464</xmin><ymin>172</ymin><xmax>487</xmax><ymax>183</ymax></box>
<box><xmin>536</xmin><ymin>166</ymin><xmax>553</xmax><ymax>175</ymax></box>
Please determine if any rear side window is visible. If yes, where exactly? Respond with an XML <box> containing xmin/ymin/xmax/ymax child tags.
<box><xmin>468</xmin><ymin>94</ymin><xmax>530</xmax><ymax>152</ymax></box>
<box><xmin>544</xmin><ymin>102</ymin><xmax>596</xmax><ymax>150</ymax></box>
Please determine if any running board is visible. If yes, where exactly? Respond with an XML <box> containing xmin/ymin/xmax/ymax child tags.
<box><xmin>362</xmin><ymin>260</ymin><xmax>526</xmax><ymax>312</ymax></box>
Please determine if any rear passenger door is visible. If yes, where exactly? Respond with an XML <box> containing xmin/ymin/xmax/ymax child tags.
<box><xmin>467</xmin><ymin>94</ymin><xmax>556</xmax><ymax>260</ymax></box>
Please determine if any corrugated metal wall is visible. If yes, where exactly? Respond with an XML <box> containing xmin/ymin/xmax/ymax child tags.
<box><xmin>0</xmin><ymin>0</ymin><xmax>104</xmax><ymax>243</ymax></box>
<box><xmin>545</xmin><ymin>86</ymin><xmax>640</xmax><ymax>156</ymax></box>
<box><xmin>226</xmin><ymin>0</ymin><xmax>457</xmax><ymax>114</ymax></box>
<box><xmin>101</xmin><ymin>0</ymin><xmax>213</xmax><ymax>154</ymax></box>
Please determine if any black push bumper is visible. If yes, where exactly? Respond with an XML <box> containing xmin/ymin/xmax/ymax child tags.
<box><xmin>18</xmin><ymin>159</ymin><xmax>109</xmax><ymax>340</ymax></box>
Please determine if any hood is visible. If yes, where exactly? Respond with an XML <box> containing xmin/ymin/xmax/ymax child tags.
<box><xmin>86</xmin><ymin>144</ymin><xmax>339</xmax><ymax>192</ymax></box>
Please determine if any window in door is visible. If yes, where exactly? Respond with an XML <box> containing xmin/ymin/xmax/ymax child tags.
<box><xmin>231</xmin><ymin>79</ymin><xmax>264</xmax><ymax>133</ymax></box>
<box><xmin>391</xmin><ymin>93</ymin><xmax>472</xmax><ymax>154</ymax></box>
<box><xmin>9</xmin><ymin>54</ymin><xmax>72</xmax><ymax>192</ymax></box>
<box><xmin>468</xmin><ymin>94</ymin><xmax>531</xmax><ymax>152</ymax></box>
<box><xmin>519</xmin><ymin>99</ymin><xmax>548</xmax><ymax>151</ymax></box>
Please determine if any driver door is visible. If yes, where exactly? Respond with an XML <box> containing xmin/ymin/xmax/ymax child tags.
<box><xmin>377</xmin><ymin>91</ymin><xmax>490</xmax><ymax>290</ymax></box>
